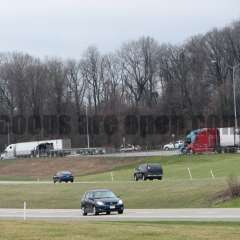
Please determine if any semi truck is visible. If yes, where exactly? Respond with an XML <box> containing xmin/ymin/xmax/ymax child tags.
<box><xmin>182</xmin><ymin>127</ymin><xmax>240</xmax><ymax>154</ymax></box>
<box><xmin>0</xmin><ymin>139</ymin><xmax>71</xmax><ymax>160</ymax></box>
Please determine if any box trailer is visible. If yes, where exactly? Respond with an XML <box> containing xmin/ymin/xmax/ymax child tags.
<box><xmin>0</xmin><ymin>139</ymin><xmax>71</xmax><ymax>160</ymax></box>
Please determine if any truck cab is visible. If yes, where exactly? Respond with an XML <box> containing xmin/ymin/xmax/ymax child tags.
<box><xmin>181</xmin><ymin>128</ymin><xmax>218</xmax><ymax>154</ymax></box>
<box><xmin>0</xmin><ymin>144</ymin><xmax>16</xmax><ymax>160</ymax></box>
<box><xmin>182</xmin><ymin>127</ymin><xmax>240</xmax><ymax>154</ymax></box>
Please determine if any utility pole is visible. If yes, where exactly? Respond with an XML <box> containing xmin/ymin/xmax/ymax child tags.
<box><xmin>231</xmin><ymin>64</ymin><xmax>240</xmax><ymax>147</ymax></box>
<box><xmin>86</xmin><ymin>105</ymin><xmax>90</xmax><ymax>149</ymax></box>
<box><xmin>7</xmin><ymin>122</ymin><xmax>10</xmax><ymax>145</ymax></box>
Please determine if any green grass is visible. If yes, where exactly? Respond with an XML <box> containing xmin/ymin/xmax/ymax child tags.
<box><xmin>78</xmin><ymin>154</ymin><xmax>240</xmax><ymax>181</ymax></box>
<box><xmin>1</xmin><ymin>221</ymin><xmax>240</xmax><ymax>240</ymax></box>
<box><xmin>0</xmin><ymin>179</ymin><xmax>227</xmax><ymax>209</ymax></box>
<box><xmin>216</xmin><ymin>198</ymin><xmax>240</xmax><ymax>208</ymax></box>
<box><xmin>1</xmin><ymin>153</ymin><xmax>240</xmax><ymax>181</ymax></box>
<box><xmin>1</xmin><ymin>153</ymin><xmax>240</xmax><ymax>208</ymax></box>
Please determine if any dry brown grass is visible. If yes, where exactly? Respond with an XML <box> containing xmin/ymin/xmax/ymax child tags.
<box><xmin>0</xmin><ymin>156</ymin><xmax>141</xmax><ymax>178</ymax></box>
<box><xmin>213</xmin><ymin>175</ymin><xmax>240</xmax><ymax>205</ymax></box>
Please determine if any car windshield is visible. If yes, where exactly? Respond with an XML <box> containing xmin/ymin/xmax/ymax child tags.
<box><xmin>91</xmin><ymin>191</ymin><xmax>116</xmax><ymax>199</ymax></box>
<box><xmin>58</xmin><ymin>171</ymin><xmax>71</xmax><ymax>175</ymax></box>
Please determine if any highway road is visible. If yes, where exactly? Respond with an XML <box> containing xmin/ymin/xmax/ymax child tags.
<box><xmin>1</xmin><ymin>208</ymin><xmax>240</xmax><ymax>221</ymax></box>
<box><xmin>82</xmin><ymin>150</ymin><xmax>180</xmax><ymax>158</ymax></box>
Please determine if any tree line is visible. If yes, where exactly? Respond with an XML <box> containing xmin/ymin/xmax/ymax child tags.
<box><xmin>0</xmin><ymin>20</ymin><xmax>240</xmax><ymax>149</ymax></box>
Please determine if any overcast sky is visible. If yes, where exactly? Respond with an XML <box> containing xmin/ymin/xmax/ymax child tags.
<box><xmin>0</xmin><ymin>0</ymin><xmax>239</xmax><ymax>59</ymax></box>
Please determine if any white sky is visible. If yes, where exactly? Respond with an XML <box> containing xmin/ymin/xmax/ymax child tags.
<box><xmin>0</xmin><ymin>0</ymin><xmax>239</xmax><ymax>59</ymax></box>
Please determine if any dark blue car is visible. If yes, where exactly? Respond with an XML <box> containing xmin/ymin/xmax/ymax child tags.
<box><xmin>81</xmin><ymin>189</ymin><xmax>124</xmax><ymax>215</ymax></box>
<box><xmin>53</xmin><ymin>171</ymin><xmax>74</xmax><ymax>183</ymax></box>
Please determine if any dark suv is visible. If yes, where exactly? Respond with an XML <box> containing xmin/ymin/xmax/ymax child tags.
<box><xmin>53</xmin><ymin>171</ymin><xmax>74</xmax><ymax>183</ymax></box>
<box><xmin>81</xmin><ymin>189</ymin><xmax>124</xmax><ymax>215</ymax></box>
<box><xmin>133</xmin><ymin>163</ymin><xmax>163</xmax><ymax>181</ymax></box>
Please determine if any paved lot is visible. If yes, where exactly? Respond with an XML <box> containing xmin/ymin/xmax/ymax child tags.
<box><xmin>1</xmin><ymin>208</ymin><xmax>240</xmax><ymax>221</ymax></box>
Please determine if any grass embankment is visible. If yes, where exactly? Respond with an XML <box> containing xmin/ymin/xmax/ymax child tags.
<box><xmin>0</xmin><ymin>156</ymin><xmax>142</xmax><ymax>181</ymax></box>
<box><xmin>0</xmin><ymin>154</ymin><xmax>240</xmax><ymax>208</ymax></box>
<box><xmin>79</xmin><ymin>153</ymin><xmax>240</xmax><ymax>181</ymax></box>
<box><xmin>1</xmin><ymin>221</ymin><xmax>240</xmax><ymax>240</ymax></box>
<box><xmin>0</xmin><ymin>179</ymin><xmax>225</xmax><ymax>209</ymax></box>
<box><xmin>0</xmin><ymin>153</ymin><xmax>240</xmax><ymax>181</ymax></box>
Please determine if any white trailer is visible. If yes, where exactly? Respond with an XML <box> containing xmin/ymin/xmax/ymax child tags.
<box><xmin>219</xmin><ymin>127</ymin><xmax>240</xmax><ymax>146</ymax></box>
<box><xmin>0</xmin><ymin>139</ymin><xmax>71</xmax><ymax>160</ymax></box>
<box><xmin>217</xmin><ymin>127</ymin><xmax>240</xmax><ymax>153</ymax></box>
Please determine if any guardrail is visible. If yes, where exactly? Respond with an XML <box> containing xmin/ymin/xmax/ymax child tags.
<box><xmin>47</xmin><ymin>147</ymin><xmax>107</xmax><ymax>157</ymax></box>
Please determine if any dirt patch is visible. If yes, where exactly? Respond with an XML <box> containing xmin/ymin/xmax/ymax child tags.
<box><xmin>0</xmin><ymin>156</ymin><xmax>142</xmax><ymax>178</ymax></box>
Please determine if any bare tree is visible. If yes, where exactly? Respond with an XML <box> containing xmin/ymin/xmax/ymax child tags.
<box><xmin>45</xmin><ymin>59</ymin><xmax>68</xmax><ymax>115</ymax></box>
<box><xmin>80</xmin><ymin>46</ymin><xmax>104</xmax><ymax>113</ymax></box>
<box><xmin>66</xmin><ymin>60</ymin><xmax>86</xmax><ymax>116</ymax></box>
<box><xmin>119</xmin><ymin>37</ymin><xmax>159</xmax><ymax>107</ymax></box>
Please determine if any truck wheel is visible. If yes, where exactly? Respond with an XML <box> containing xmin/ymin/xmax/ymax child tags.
<box><xmin>181</xmin><ymin>148</ymin><xmax>187</xmax><ymax>154</ymax></box>
<box><xmin>216</xmin><ymin>147</ymin><xmax>222</xmax><ymax>154</ymax></box>
<box><xmin>134</xmin><ymin>175</ymin><xmax>138</xmax><ymax>181</ymax></box>
<box><xmin>165</xmin><ymin>147</ymin><xmax>169</xmax><ymax>151</ymax></box>
<box><xmin>142</xmin><ymin>174</ymin><xmax>147</xmax><ymax>181</ymax></box>
<box><xmin>118</xmin><ymin>210</ymin><xmax>123</xmax><ymax>214</ymax></box>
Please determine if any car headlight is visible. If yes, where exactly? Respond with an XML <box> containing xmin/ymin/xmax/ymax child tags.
<box><xmin>96</xmin><ymin>201</ymin><xmax>104</xmax><ymax>206</ymax></box>
<box><xmin>118</xmin><ymin>199</ymin><xmax>123</xmax><ymax>205</ymax></box>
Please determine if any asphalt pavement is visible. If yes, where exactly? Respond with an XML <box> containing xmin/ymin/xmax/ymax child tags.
<box><xmin>1</xmin><ymin>208</ymin><xmax>240</xmax><ymax>221</ymax></box>
<box><xmin>83</xmin><ymin>150</ymin><xmax>180</xmax><ymax>158</ymax></box>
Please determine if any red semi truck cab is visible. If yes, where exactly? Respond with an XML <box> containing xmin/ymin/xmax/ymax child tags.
<box><xmin>183</xmin><ymin>127</ymin><xmax>239</xmax><ymax>154</ymax></box>
<box><xmin>184</xmin><ymin>128</ymin><xmax>218</xmax><ymax>153</ymax></box>
<box><xmin>187</xmin><ymin>128</ymin><xmax>219</xmax><ymax>153</ymax></box>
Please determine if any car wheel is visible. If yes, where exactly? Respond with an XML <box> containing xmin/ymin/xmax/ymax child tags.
<box><xmin>106</xmin><ymin>211</ymin><xmax>110</xmax><ymax>215</ymax></box>
<box><xmin>165</xmin><ymin>147</ymin><xmax>169</xmax><ymax>151</ymax></box>
<box><xmin>92</xmin><ymin>206</ymin><xmax>99</xmax><ymax>216</ymax></box>
<box><xmin>118</xmin><ymin>210</ymin><xmax>123</xmax><ymax>214</ymax></box>
<box><xmin>142</xmin><ymin>174</ymin><xmax>147</xmax><ymax>181</ymax></box>
<box><xmin>82</xmin><ymin>208</ymin><xmax>87</xmax><ymax>216</ymax></box>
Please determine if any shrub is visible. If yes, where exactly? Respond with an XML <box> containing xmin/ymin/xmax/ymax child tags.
<box><xmin>227</xmin><ymin>175</ymin><xmax>240</xmax><ymax>198</ymax></box>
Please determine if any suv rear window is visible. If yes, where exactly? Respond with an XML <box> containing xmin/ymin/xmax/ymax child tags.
<box><xmin>147</xmin><ymin>164</ymin><xmax>161</xmax><ymax>170</ymax></box>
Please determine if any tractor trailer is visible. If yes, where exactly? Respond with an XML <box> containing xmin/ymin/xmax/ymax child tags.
<box><xmin>0</xmin><ymin>139</ymin><xmax>71</xmax><ymax>160</ymax></box>
<box><xmin>182</xmin><ymin>127</ymin><xmax>240</xmax><ymax>154</ymax></box>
